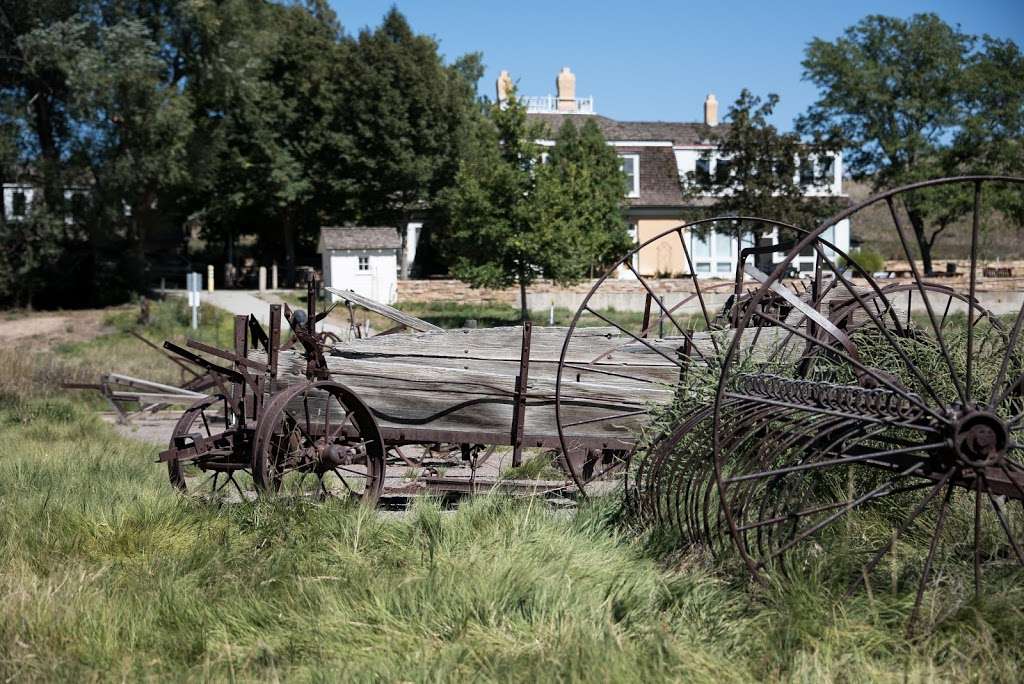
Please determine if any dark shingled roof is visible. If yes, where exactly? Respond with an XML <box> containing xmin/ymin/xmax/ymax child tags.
<box><xmin>527</xmin><ymin>113</ymin><xmax>723</xmax><ymax>146</ymax></box>
<box><xmin>320</xmin><ymin>226</ymin><xmax>401</xmax><ymax>251</ymax></box>
<box><xmin>619</xmin><ymin>146</ymin><xmax>687</xmax><ymax>208</ymax></box>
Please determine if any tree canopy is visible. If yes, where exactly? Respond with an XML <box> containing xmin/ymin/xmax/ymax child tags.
<box><xmin>0</xmin><ymin>2</ymin><xmax>482</xmax><ymax>306</ymax></box>
<box><xmin>798</xmin><ymin>13</ymin><xmax>1024</xmax><ymax>273</ymax></box>
<box><xmin>438</xmin><ymin>89</ymin><xmax>630</xmax><ymax>318</ymax></box>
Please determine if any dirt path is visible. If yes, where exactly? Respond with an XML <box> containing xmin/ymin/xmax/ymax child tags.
<box><xmin>0</xmin><ymin>309</ymin><xmax>112</xmax><ymax>350</ymax></box>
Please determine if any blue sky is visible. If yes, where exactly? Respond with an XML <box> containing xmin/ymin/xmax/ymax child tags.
<box><xmin>328</xmin><ymin>0</ymin><xmax>1023</xmax><ymax>130</ymax></box>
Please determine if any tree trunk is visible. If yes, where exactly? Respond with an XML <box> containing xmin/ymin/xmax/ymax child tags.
<box><xmin>398</xmin><ymin>212</ymin><xmax>410</xmax><ymax>280</ymax></box>
<box><xmin>906</xmin><ymin>207</ymin><xmax>934</xmax><ymax>276</ymax></box>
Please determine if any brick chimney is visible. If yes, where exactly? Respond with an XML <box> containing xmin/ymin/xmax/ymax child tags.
<box><xmin>556</xmin><ymin>67</ymin><xmax>576</xmax><ymax>112</ymax></box>
<box><xmin>704</xmin><ymin>93</ymin><xmax>718</xmax><ymax>127</ymax></box>
<box><xmin>496</xmin><ymin>70</ymin><xmax>512</xmax><ymax>104</ymax></box>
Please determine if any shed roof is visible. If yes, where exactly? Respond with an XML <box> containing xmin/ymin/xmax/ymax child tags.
<box><xmin>319</xmin><ymin>226</ymin><xmax>401</xmax><ymax>251</ymax></box>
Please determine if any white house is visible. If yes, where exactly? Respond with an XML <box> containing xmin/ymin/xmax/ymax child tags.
<box><xmin>517</xmin><ymin>67</ymin><xmax>851</xmax><ymax>279</ymax></box>
<box><xmin>319</xmin><ymin>226</ymin><xmax>400</xmax><ymax>304</ymax></box>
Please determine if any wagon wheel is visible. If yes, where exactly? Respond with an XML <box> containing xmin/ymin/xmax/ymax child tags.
<box><xmin>707</xmin><ymin>176</ymin><xmax>1024</xmax><ymax>629</ymax></box>
<box><xmin>168</xmin><ymin>394</ymin><xmax>257</xmax><ymax>501</ymax></box>
<box><xmin>555</xmin><ymin>216</ymin><xmax>818</xmax><ymax>494</ymax></box>
<box><xmin>631</xmin><ymin>280</ymin><xmax>1010</xmax><ymax>548</ymax></box>
<box><xmin>251</xmin><ymin>381</ymin><xmax>385</xmax><ymax>504</ymax></box>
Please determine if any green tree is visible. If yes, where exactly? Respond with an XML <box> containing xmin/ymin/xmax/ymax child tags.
<box><xmin>952</xmin><ymin>36</ymin><xmax>1024</xmax><ymax>224</ymax></box>
<box><xmin>536</xmin><ymin>119</ymin><xmax>631</xmax><ymax>277</ymax></box>
<box><xmin>197</xmin><ymin>1</ymin><xmax>347</xmax><ymax>283</ymax></box>
<box><xmin>683</xmin><ymin>89</ymin><xmax>840</xmax><ymax>257</ymax></box>
<box><xmin>439</xmin><ymin>88</ymin><xmax>629</xmax><ymax>319</ymax></box>
<box><xmin>336</xmin><ymin>8</ymin><xmax>482</xmax><ymax>277</ymax></box>
<box><xmin>798</xmin><ymin>13</ymin><xmax>980</xmax><ymax>274</ymax></box>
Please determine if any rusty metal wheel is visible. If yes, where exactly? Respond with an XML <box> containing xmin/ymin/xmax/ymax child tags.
<box><xmin>251</xmin><ymin>381</ymin><xmax>385</xmax><ymax>504</ymax></box>
<box><xmin>167</xmin><ymin>394</ymin><xmax>257</xmax><ymax>501</ymax></box>
<box><xmin>706</xmin><ymin>176</ymin><xmax>1024</xmax><ymax>628</ymax></box>
<box><xmin>555</xmin><ymin>216</ymin><xmax>820</xmax><ymax>494</ymax></box>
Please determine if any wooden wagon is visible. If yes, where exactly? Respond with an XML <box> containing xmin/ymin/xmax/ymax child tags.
<box><xmin>155</xmin><ymin>279</ymin><xmax>683</xmax><ymax>504</ymax></box>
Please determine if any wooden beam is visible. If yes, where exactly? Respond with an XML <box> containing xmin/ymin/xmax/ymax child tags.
<box><xmin>325</xmin><ymin>287</ymin><xmax>442</xmax><ymax>332</ymax></box>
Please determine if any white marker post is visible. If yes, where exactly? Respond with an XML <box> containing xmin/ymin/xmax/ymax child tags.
<box><xmin>187</xmin><ymin>271</ymin><xmax>201</xmax><ymax>330</ymax></box>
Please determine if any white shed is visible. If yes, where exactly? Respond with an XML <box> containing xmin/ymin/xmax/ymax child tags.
<box><xmin>318</xmin><ymin>226</ymin><xmax>401</xmax><ymax>304</ymax></box>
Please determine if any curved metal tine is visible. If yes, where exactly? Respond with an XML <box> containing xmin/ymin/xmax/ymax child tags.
<box><xmin>810</xmin><ymin>238</ymin><xmax>947</xmax><ymax>407</ymax></box>
<box><xmin>886</xmin><ymin>196</ymin><xmax>968</xmax><ymax>405</ymax></box>
<box><xmin>675</xmin><ymin>227</ymin><xmax>720</xmax><ymax>353</ymax></box>
<box><xmin>990</xmin><ymin>301</ymin><xmax>1024</xmax><ymax>409</ymax></box>
<box><xmin>981</xmin><ymin>473</ymin><xmax>1024</xmax><ymax>567</ymax></box>
<box><xmin>739</xmin><ymin>478</ymin><xmax>936</xmax><ymax>534</ymax></box>
<box><xmin>749</xmin><ymin>308</ymin><xmax>945</xmax><ymax>423</ymax></box>
<box><xmin>754</xmin><ymin>462</ymin><xmax>924</xmax><ymax>570</ymax></box>
<box><xmin>583</xmin><ymin>307</ymin><xmax>690</xmax><ymax>368</ymax></box>
<box><xmin>908</xmin><ymin>482</ymin><xmax>955</xmax><ymax>634</ymax></box>
<box><xmin>845</xmin><ymin>467</ymin><xmax>955</xmax><ymax>597</ymax></box>
<box><xmin>200</xmin><ymin>409</ymin><xmax>211</xmax><ymax>437</ymax></box>
<box><xmin>724</xmin><ymin>441</ymin><xmax>943</xmax><ymax>485</ymax></box>
<box><xmin>967</xmin><ymin>181</ymin><xmax>982</xmax><ymax>400</ymax></box>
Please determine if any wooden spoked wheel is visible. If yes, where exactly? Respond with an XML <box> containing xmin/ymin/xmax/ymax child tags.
<box><xmin>555</xmin><ymin>215</ymin><xmax>821</xmax><ymax>494</ymax></box>
<box><xmin>251</xmin><ymin>381</ymin><xmax>385</xmax><ymax>504</ymax></box>
<box><xmin>706</xmin><ymin>176</ymin><xmax>1024</xmax><ymax>627</ymax></box>
<box><xmin>168</xmin><ymin>394</ymin><xmax>257</xmax><ymax>501</ymax></box>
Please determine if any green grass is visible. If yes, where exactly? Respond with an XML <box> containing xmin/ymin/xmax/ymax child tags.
<box><xmin>1</xmin><ymin>396</ymin><xmax>1020</xmax><ymax>681</ymax></box>
<box><xmin>1</xmin><ymin>299</ymin><xmax>1022</xmax><ymax>680</ymax></box>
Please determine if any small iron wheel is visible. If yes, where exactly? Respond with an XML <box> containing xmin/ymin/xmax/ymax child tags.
<box><xmin>168</xmin><ymin>394</ymin><xmax>257</xmax><ymax>501</ymax></box>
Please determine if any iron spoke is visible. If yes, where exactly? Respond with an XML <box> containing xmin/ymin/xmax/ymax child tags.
<box><xmin>885</xmin><ymin>196</ymin><xmax>968</xmax><ymax>405</ymax></box>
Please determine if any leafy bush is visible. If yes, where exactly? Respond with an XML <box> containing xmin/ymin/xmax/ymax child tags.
<box><xmin>841</xmin><ymin>247</ymin><xmax>886</xmax><ymax>274</ymax></box>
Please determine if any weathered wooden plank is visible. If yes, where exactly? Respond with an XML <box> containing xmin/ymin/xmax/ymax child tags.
<box><xmin>251</xmin><ymin>349</ymin><xmax>673</xmax><ymax>443</ymax></box>
<box><xmin>325</xmin><ymin>287</ymin><xmax>442</xmax><ymax>332</ymax></box>
<box><xmin>333</xmin><ymin>326</ymin><xmax>689</xmax><ymax>367</ymax></box>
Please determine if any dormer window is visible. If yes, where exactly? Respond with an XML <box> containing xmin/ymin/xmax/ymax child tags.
<box><xmin>621</xmin><ymin>154</ymin><xmax>639</xmax><ymax>198</ymax></box>
<box><xmin>695</xmin><ymin>155</ymin><xmax>711</xmax><ymax>183</ymax></box>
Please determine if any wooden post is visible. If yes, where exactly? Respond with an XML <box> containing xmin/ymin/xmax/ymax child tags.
<box><xmin>510</xmin><ymin>320</ymin><xmax>533</xmax><ymax>467</ymax></box>
<box><xmin>258</xmin><ymin>266</ymin><xmax>267</xmax><ymax>291</ymax></box>
<box><xmin>207</xmin><ymin>264</ymin><xmax>215</xmax><ymax>293</ymax></box>
<box><xmin>233</xmin><ymin>315</ymin><xmax>248</xmax><ymax>422</ymax></box>
<box><xmin>271</xmin><ymin>263</ymin><xmax>278</xmax><ymax>290</ymax></box>
<box><xmin>268</xmin><ymin>304</ymin><xmax>281</xmax><ymax>381</ymax></box>
<box><xmin>641</xmin><ymin>292</ymin><xmax>653</xmax><ymax>338</ymax></box>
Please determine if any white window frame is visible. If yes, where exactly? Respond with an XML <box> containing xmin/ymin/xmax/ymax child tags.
<box><xmin>621</xmin><ymin>154</ymin><xmax>640</xmax><ymax>198</ymax></box>
<box><xmin>357</xmin><ymin>255</ymin><xmax>370</xmax><ymax>272</ymax></box>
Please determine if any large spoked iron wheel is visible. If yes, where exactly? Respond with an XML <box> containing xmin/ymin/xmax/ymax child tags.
<box><xmin>251</xmin><ymin>381</ymin><xmax>386</xmax><ymax>505</ymax></box>
<box><xmin>708</xmin><ymin>176</ymin><xmax>1024</xmax><ymax>628</ymax></box>
<box><xmin>555</xmin><ymin>216</ymin><xmax>821</xmax><ymax>494</ymax></box>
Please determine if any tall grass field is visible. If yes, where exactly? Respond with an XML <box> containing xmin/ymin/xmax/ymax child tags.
<box><xmin>0</xmin><ymin>300</ymin><xmax>1021</xmax><ymax>681</ymax></box>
